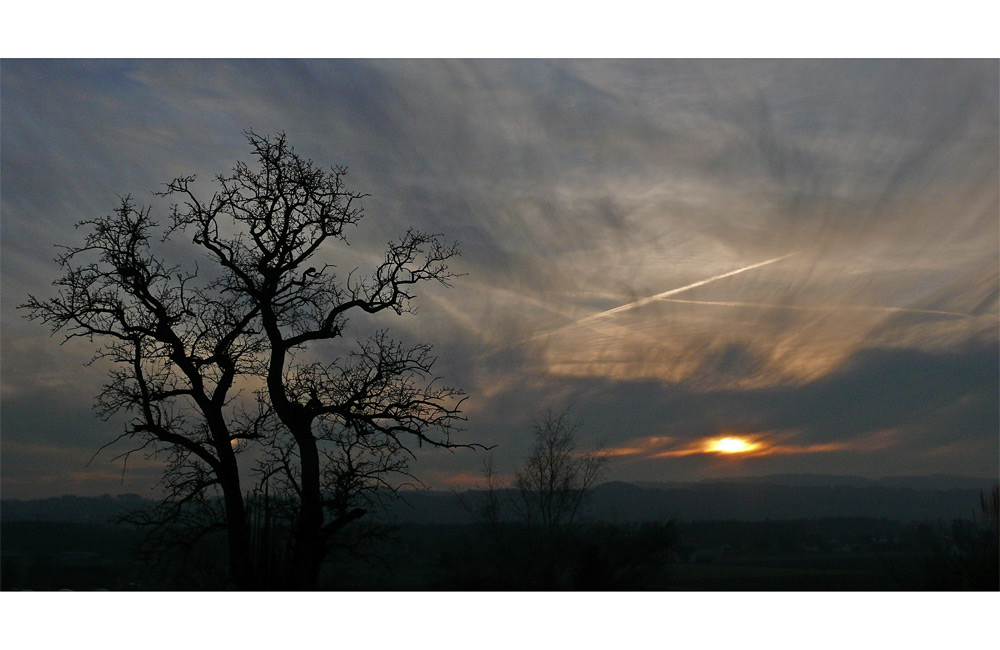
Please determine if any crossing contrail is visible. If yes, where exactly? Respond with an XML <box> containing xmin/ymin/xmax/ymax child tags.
<box><xmin>565</xmin><ymin>252</ymin><xmax>798</xmax><ymax>330</ymax></box>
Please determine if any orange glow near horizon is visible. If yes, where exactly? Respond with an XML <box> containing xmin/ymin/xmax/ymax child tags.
<box><xmin>585</xmin><ymin>429</ymin><xmax>893</xmax><ymax>463</ymax></box>
<box><xmin>704</xmin><ymin>437</ymin><xmax>761</xmax><ymax>454</ymax></box>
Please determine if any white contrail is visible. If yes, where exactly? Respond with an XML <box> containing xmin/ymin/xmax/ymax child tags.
<box><xmin>566</xmin><ymin>252</ymin><xmax>798</xmax><ymax>330</ymax></box>
<box><xmin>521</xmin><ymin>253</ymin><xmax>797</xmax><ymax>345</ymax></box>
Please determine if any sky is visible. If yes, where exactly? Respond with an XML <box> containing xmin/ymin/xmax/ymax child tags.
<box><xmin>1</xmin><ymin>59</ymin><xmax>998</xmax><ymax>498</ymax></box>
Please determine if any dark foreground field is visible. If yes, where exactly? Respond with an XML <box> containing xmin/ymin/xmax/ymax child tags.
<box><xmin>5</xmin><ymin>479</ymin><xmax>997</xmax><ymax>591</ymax></box>
<box><xmin>2</xmin><ymin>517</ymin><xmax>994</xmax><ymax>591</ymax></box>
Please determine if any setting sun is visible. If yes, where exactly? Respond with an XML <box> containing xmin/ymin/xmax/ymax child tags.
<box><xmin>706</xmin><ymin>437</ymin><xmax>759</xmax><ymax>454</ymax></box>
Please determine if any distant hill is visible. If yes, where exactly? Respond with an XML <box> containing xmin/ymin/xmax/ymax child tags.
<box><xmin>382</xmin><ymin>476</ymin><xmax>997</xmax><ymax>524</ymax></box>
<box><xmin>635</xmin><ymin>473</ymin><xmax>998</xmax><ymax>490</ymax></box>
<box><xmin>2</xmin><ymin>475</ymin><xmax>996</xmax><ymax>524</ymax></box>
<box><xmin>871</xmin><ymin>474</ymin><xmax>998</xmax><ymax>490</ymax></box>
<box><xmin>0</xmin><ymin>493</ymin><xmax>154</xmax><ymax>523</ymax></box>
<box><xmin>583</xmin><ymin>480</ymin><xmax>996</xmax><ymax>522</ymax></box>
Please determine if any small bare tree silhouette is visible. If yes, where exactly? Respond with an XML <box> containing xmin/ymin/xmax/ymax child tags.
<box><xmin>512</xmin><ymin>410</ymin><xmax>607</xmax><ymax>531</ymax></box>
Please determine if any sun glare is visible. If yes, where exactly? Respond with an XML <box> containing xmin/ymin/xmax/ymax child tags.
<box><xmin>706</xmin><ymin>437</ymin><xmax>759</xmax><ymax>454</ymax></box>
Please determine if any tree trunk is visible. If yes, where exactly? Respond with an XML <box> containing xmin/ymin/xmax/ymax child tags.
<box><xmin>213</xmin><ymin>419</ymin><xmax>254</xmax><ymax>589</ymax></box>
<box><xmin>291</xmin><ymin>430</ymin><xmax>325</xmax><ymax>590</ymax></box>
<box><xmin>220</xmin><ymin>470</ymin><xmax>255</xmax><ymax>589</ymax></box>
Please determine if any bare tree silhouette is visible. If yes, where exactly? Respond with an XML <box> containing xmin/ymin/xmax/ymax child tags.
<box><xmin>22</xmin><ymin>131</ymin><xmax>478</xmax><ymax>589</ymax></box>
<box><xmin>512</xmin><ymin>410</ymin><xmax>607</xmax><ymax>532</ymax></box>
<box><xmin>462</xmin><ymin>410</ymin><xmax>621</xmax><ymax>588</ymax></box>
